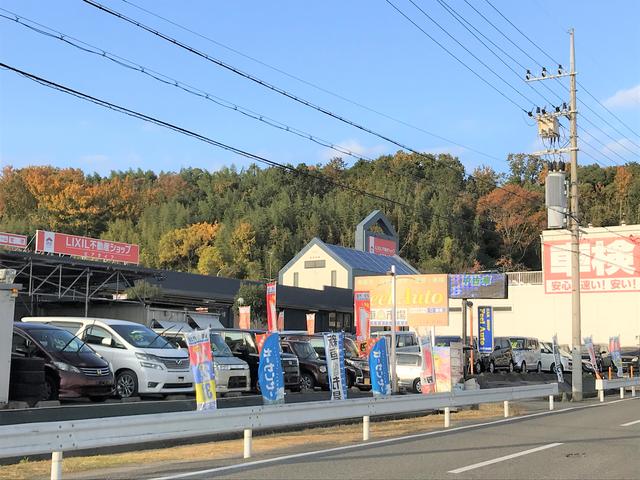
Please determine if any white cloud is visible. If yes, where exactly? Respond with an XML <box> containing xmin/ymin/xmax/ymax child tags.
<box><xmin>603</xmin><ymin>84</ymin><xmax>640</xmax><ymax>109</ymax></box>
<box><xmin>319</xmin><ymin>139</ymin><xmax>388</xmax><ymax>162</ymax></box>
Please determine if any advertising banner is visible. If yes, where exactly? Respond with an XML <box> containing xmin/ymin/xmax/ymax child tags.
<box><xmin>354</xmin><ymin>291</ymin><xmax>371</xmax><ymax>341</ymax></box>
<box><xmin>306</xmin><ymin>313</ymin><xmax>316</xmax><ymax>335</ymax></box>
<box><xmin>368</xmin><ymin>236</ymin><xmax>397</xmax><ymax>256</ymax></box>
<box><xmin>433</xmin><ymin>346</ymin><xmax>452</xmax><ymax>393</ymax></box>
<box><xmin>543</xmin><ymin>235</ymin><xmax>640</xmax><ymax>293</ymax></box>
<box><xmin>448</xmin><ymin>273</ymin><xmax>508</xmax><ymax>299</ymax></box>
<box><xmin>584</xmin><ymin>336</ymin><xmax>599</xmax><ymax>377</ymax></box>
<box><xmin>552</xmin><ymin>335</ymin><xmax>564</xmax><ymax>383</ymax></box>
<box><xmin>277</xmin><ymin>311</ymin><xmax>285</xmax><ymax>332</ymax></box>
<box><xmin>258</xmin><ymin>332</ymin><xmax>285</xmax><ymax>404</ymax></box>
<box><xmin>238</xmin><ymin>306</ymin><xmax>251</xmax><ymax>330</ymax></box>
<box><xmin>266</xmin><ymin>281</ymin><xmax>277</xmax><ymax>332</ymax></box>
<box><xmin>324</xmin><ymin>332</ymin><xmax>348</xmax><ymax>400</ymax></box>
<box><xmin>0</xmin><ymin>231</ymin><xmax>28</xmax><ymax>250</ymax></box>
<box><xmin>255</xmin><ymin>333</ymin><xmax>267</xmax><ymax>354</ymax></box>
<box><xmin>418</xmin><ymin>335</ymin><xmax>436</xmax><ymax>394</ymax></box>
<box><xmin>368</xmin><ymin>338</ymin><xmax>391</xmax><ymax>397</ymax></box>
<box><xmin>609</xmin><ymin>336</ymin><xmax>623</xmax><ymax>378</ymax></box>
<box><xmin>35</xmin><ymin>230</ymin><xmax>139</xmax><ymax>264</ymax></box>
<box><xmin>185</xmin><ymin>329</ymin><xmax>217</xmax><ymax>411</ymax></box>
<box><xmin>477</xmin><ymin>306</ymin><xmax>494</xmax><ymax>354</ymax></box>
<box><xmin>354</xmin><ymin>274</ymin><xmax>448</xmax><ymax>328</ymax></box>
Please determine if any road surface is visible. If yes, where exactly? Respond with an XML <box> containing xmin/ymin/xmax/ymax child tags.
<box><xmin>132</xmin><ymin>396</ymin><xmax>640</xmax><ymax>480</ymax></box>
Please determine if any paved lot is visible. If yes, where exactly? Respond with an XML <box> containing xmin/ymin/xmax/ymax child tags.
<box><xmin>124</xmin><ymin>396</ymin><xmax>640</xmax><ymax>480</ymax></box>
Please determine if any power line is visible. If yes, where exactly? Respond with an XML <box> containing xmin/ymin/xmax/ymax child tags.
<box><xmin>0</xmin><ymin>62</ymin><xmax>408</xmax><ymax>209</ymax></box>
<box><xmin>81</xmin><ymin>0</ymin><xmax>558</xmax><ymax>212</ymax></box>
<box><xmin>0</xmin><ymin>10</ymin><xmax>383</xmax><ymax>165</ymax></box>
<box><xmin>482</xmin><ymin>0</ymin><xmax>640</xmax><ymax>146</ymax></box>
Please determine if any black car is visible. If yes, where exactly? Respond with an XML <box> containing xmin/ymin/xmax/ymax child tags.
<box><xmin>482</xmin><ymin>337</ymin><xmax>516</xmax><ymax>373</ymax></box>
<box><xmin>212</xmin><ymin>329</ymin><xmax>300</xmax><ymax>392</ymax></box>
<box><xmin>280</xmin><ymin>338</ymin><xmax>329</xmax><ymax>391</ymax></box>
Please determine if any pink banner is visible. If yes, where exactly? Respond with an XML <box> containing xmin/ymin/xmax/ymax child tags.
<box><xmin>0</xmin><ymin>231</ymin><xmax>28</xmax><ymax>250</ymax></box>
<box><xmin>277</xmin><ymin>310</ymin><xmax>285</xmax><ymax>332</ymax></box>
<box><xmin>306</xmin><ymin>313</ymin><xmax>315</xmax><ymax>335</ymax></box>
<box><xmin>35</xmin><ymin>230</ymin><xmax>139</xmax><ymax>264</ymax></box>
<box><xmin>354</xmin><ymin>291</ymin><xmax>371</xmax><ymax>341</ymax></box>
<box><xmin>266</xmin><ymin>281</ymin><xmax>277</xmax><ymax>332</ymax></box>
<box><xmin>239</xmin><ymin>306</ymin><xmax>251</xmax><ymax>330</ymax></box>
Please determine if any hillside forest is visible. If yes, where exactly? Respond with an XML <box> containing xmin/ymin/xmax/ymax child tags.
<box><xmin>1</xmin><ymin>152</ymin><xmax>638</xmax><ymax>281</ymax></box>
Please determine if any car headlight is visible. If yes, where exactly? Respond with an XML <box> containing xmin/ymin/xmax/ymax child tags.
<box><xmin>135</xmin><ymin>352</ymin><xmax>159</xmax><ymax>361</ymax></box>
<box><xmin>319</xmin><ymin>365</ymin><xmax>327</xmax><ymax>373</ymax></box>
<box><xmin>52</xmin><ymin>361</ymin><xmax>81</xmax><ymax>373</ymax></box>
<box><xmin>216</xmin><ymin>365</ymin><xmax>232</xmax><ymax>370</ymax></box>
<box><xmin>139</xmin><ymin>361</ymin><xmax>164</xmax><ymax>370</ymax></box>
<box><xmin>632</xmin><ymin>357</ymin><xmax>639</xmax><ymax>363</ymax></box>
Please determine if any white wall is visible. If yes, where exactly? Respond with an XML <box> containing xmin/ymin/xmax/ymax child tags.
<box><xmin>281</xmin><ymin>244</ymin><xmax>349</xmax><ymax>290</ymax></box>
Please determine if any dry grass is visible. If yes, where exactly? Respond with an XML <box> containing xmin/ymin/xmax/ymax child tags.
<box><xmin>0</xmin><ymin>402</ymin><xmax>525</xmax><ymax>480</ymax></box>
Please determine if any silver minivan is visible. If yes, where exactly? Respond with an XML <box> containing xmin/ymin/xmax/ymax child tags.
<box><xmin>509</xmin><ymin>337</ymin><xmax>542</xmax><ymax>373</ymax></box>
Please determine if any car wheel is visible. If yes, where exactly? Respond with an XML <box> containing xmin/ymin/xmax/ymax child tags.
<box><xmin>536</xmin><ymin>362</ymin><xmax>542</xmax><ymax>374</ymax></box>
<box><xmin>44</xmin><ymin>374</ymin><xmax>59</xmax><ymax>401</ymax></box>
<box><xmin>413</xmin><ymin>378</ymin><xmax>421</xmax><ymax>393</ymax></box>
<box><xmin>115</xmin><ymin>370</ymin><xmax>138</xmax><ymax>398</ymax></box>
<box><xmin>475</xmin><ymin>362</ymin><xmax>482</xmax><ymax>374</ymax></box>
<box><xmin>300</xmin><ymin>372</ymin><xmax>315</xmax><ymax>392</ymax></box>
<box><xmin>555</xmin><ymin>364</ymin><xmax>564</xmax><ymax>375</ymax></box>
<box><xmin>489</xmin><ymin>361</ymin><xmax>496</xmax><ymax>373</ymax></box>
<box><xmin>508</xmin><ymin>361</ymin><xmax>515</xmax><ymax>373</ymax></box>
<box><xmin>521</xmin><ymin>362</ymin><xmax>527</xmax><ymax>374</ymax></box>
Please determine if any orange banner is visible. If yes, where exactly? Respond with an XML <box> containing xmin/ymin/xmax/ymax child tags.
<box><xmin>306</xmin><ymin>313</ymin><xmax>315</xmax><ymax>335</ymax></box>
<box><xmin>239</xmin><ymin>306</ymin><xmax>251</xmax><ymax>330</ymax></box>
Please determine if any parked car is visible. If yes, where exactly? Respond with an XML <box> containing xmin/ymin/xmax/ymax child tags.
<box><xmin>13</xmin><ymin>322</ymin><xmax>113</xmax><ymax>401</ymax></box>
<box><xmin>540</xmin><ymin>341</ymin><xmax>572</xmax><ymax>373</ymax></box>
<box><xmin>509</xmin><ymin>337</ymin><xmax>542</xmax><ymax>373</ymax></box>
<box><xmin>371</xmin><ymin>331</ymin><xmax>419</xmax><ymax>352</ymax></box>
<box><xmin>620</xmin><ymin>346</ymin><xmax>640</xmax><ymax>374</ymax></box>
<box><xmin>281</xmin><ymin>333</ymin><xmax>368</xmax><ymax>390</ymax></box>
<box><xmin>159</xmin><ymin>330</ymin><xmax>251</xmax><ymax>396</ymax></box>
<box><xmin>212</xmin><ymin>329</ymin><xmax>300</xmax><ymax>392</ymax></box>
<box><xmin>22</xmin><ymin>317</ymin><xmax>192</xmax><ymax>398</ymax></box>
<box><xmin>280</xmin><ymin>337</ymin><xmax>328</xmax><ymax>391</ymax></box>
<box><xmin>483</xmin><ymin>337</ymin><xmax>516</xmax><ymax>373</ymax></box>
<box><xmin>396</xmin><ymin>351</ymin><xmax>422</xmax><ymax>393</ymax></box>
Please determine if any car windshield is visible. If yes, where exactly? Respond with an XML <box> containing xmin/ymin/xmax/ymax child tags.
<box><xmin>510</xmin><ymin>339</ymin><xmax>525</xmax><ymax>349</ymax></box>
<box><xmin>111</xmin><ymin>324</ymin><xmax>174</xmax><ymax>349</ymax></box>
<box><xmin>209</xmin><ymin>334</ymin><xmax>234</xmax><ymax>357</ymax></box>
<box><xmin>343</xmin><ymin>338</ymin><xmax>360</xmax><ymax>358</ymax></box>
<box><xmin>434</xmin><ymin>336</ymin><xmax>461</xmax><ymax>347</ymax></box>
<box><xmin>27</xmin><ymin>328</ymin><xmax>92</xmax><ymax>353</ymax></box>
<box><xmin>292</xmin><ymin>341</ymin><xmax>319</xmax><ymax>360</ymax></box>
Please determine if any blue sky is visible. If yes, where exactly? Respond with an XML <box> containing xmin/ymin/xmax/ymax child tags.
<box><xmin>1</xmin><ymin>0</ymin><xmax>639</xmax><ymax>176</ymax></box>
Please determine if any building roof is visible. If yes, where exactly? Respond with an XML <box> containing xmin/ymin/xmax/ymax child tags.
<box><xmin>323</xmin><ymin>242</ymin><xmax>418</xmax><ymax>276</ymax></box>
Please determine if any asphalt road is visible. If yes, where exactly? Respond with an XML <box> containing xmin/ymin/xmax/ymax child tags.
<box><xmin>125</xmin><ymin>396</ymin><xmax>639</xmax><ymax>480</ymax></box>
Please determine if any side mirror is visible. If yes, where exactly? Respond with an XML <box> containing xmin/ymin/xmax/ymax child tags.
<box><xmin>101</xmin><ymin>337</ymin><xmax>113</xmax><ymax>347</ymax></box>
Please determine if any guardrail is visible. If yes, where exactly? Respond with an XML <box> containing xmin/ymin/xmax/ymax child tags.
<box><xmin>595</xmin><ymin>376</ymin><xmax>639</xmax><ymax>402</ymax></box>
<box><xmin>1</xmin><ymin>384</ymin><xmax>558</xmax><ymax>479</ymax></box>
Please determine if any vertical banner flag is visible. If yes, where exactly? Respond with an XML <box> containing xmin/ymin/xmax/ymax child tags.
<box><xmin>609</xmin><ymin>336</ymin><xmax>623</xmax><ymax>378</ymax></box>
<box><xmin>258</xmin><ymin>333</ymin><xmax>285</xmax><ymax>404</ymax></box>
<box><xmin>324</xmin><ymin>332</ymin><xmax>348</xmax><ymax>400</ymax></box>
<box><xmin>477</xmin><ymin>306</ymin><xmax>493</xmax><ymax>354</ymax></box>
<box><xmin>306</xmin><ymin>313</ymin><xmax>316</xmax><ymax>335</ymax></box>
<box><xmin>277</xmin><ymin>311</ymin><xmax>285</xmax><ymax>332</ymax></box>
<box><xmin>185</xmin><ymin>329</ymin><xmax>217</xmax><ymax>411</ymax></box>
<box><xmin>419</xmin><ymin>335</ymin><xmax>436</xmax><ymax>394</ymax></box>
<box><xmin>354</xmin><ymin>291</ymin><xmax>371</xmax><ymax>341</ymax></box>
<box><xmin>433</xmin><ymin>346</ymin><xmax>452</xmax><ymax>393</ymax></box>
<box><xmin>238</xmin><ymin>306</ymin><xmax>251</xmax><ymax>330</ymax></box>
<box><xmin>266</xmin><ymin>281</ymin><xmax>277</xmax><ymax>332</ymax></box>
<box><xmin>552</xmin><ymin>335</ymin><xmax>564</xmax><ymax>383</ymax></box>
<box><xmin>584</xmin><ymin>336</ymin><xmax>599</xmax><ymax>377</ymax></box>
<box><xmin>368</xmin><ymin>338</ymin><xmax>391</xmax><ymax>397</ymax></box>
<box><xmin>255</xmin><ymin>333</ymin><xmax>267</xmax><ymax>353</ymax></box>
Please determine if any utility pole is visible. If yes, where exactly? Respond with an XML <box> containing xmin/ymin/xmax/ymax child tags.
<box><xmin>527</xmin><ymin>29</ymin><xmax>582</xmax><ymax>400</ymax></box>
<box><xmin>389</xmin><ymin>265</ymin><xmax>398</xmax><ymax>393</ymax></box>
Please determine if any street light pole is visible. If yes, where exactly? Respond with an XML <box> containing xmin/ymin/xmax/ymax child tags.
<box><xmin>390</xmin><ymin>265</ymin><xmax>398</xmax><ymax>393</ymax></box>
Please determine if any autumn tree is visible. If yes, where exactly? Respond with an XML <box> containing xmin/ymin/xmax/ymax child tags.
<box><xmin>158</xmin><ymin>222</ymin><xmax>219</xmax><ymax>271</ymax></box>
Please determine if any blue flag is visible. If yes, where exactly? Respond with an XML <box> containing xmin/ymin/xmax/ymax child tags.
<box><xmin>258</xmin><ymin>332</ymin><xmax>285</xmax><ymax>404</ymax></box>
<box><xmin>369</xmin><ymin>338</ymin><xmax>391</xmax><ymax>397</ymax></box>
<box><xmin>323</xmin><ymin>332</ymin><xmax>348</xmax><ymax>400</ymax></box>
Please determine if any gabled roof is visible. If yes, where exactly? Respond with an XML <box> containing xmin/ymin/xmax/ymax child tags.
<box><xmin>323</xmin><ymin>243</ymin><xmax>418</xmax><ymax>275</ymax></box>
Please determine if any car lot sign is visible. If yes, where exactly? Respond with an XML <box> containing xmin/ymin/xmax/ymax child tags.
<box><xmin>35</xmin><ymin>230</ymin><xmax>139</xmax><ymax>264</ymax></box>
<box><xmin>0</xmin><ymin>231</ymin><xmax>28</xmax><ymax>250</ymax></box>
<box><xmin>185</xmin><ymin>329</ymin><xmax>217</xmax><ymax>411</ymax></box>
<box><xmin>368</xmin><ymin>338</ymin><xmax>391</xmax><ymax>397</ymax></box>
<box><xmin>448</xmin><ymin>273</ymin><xmax>508</xmax><ymax>299</ymax></box>
<box><xmin>324</xmin><ymin>332</ymin><xmax>348</xmax><ymax>400</ymax></box>
<box><xmin>258</xmin><ymin>332</ymin><xmax>285</xmax><ymax>404</ymax></box>
<box><xmin>543</xmin><ymin>235</ymin><xmax>640</xmax><ymax>293</ymax></box>
<box><xmin>477</xmin><ymin>306</ymin><xmax>493</xmax><ymax>354</ymax></box>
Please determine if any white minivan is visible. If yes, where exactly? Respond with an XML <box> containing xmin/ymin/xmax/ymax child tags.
<box><xmin>22</xmin><ymin>317</ymin><xmax>193</xmax><ymax>398</ymax></box>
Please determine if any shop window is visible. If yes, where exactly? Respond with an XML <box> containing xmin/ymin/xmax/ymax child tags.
<box><xmin>293</xmin><ymin>272</ymin><xmax>299</xmax><ymax>287</ymax></box>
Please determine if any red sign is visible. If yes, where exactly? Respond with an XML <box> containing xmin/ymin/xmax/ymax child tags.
<box><xmin>239</xmin><ymin>306</ymin><xmax>251</xmax><ymax>330</ymax></box>
<box><xmin>266</xmin><ymin>281</ymin><xmax>277</xmax><ymax>332</ymax></box>
<box><xmin>0</xmin><ymin>231</ymin><xmax>28</xmax><ymax>250</ymax></box>
<box><xmin>35</xmin><ymin>230</ymin><xmax>139</xmax><ymax>264</ymax></box>
<box><xmin>543</xmin><ymin>235</ymin><xmax>640</xmax><ymax>293</ymax></box>
<box><xmin>306</xmin><ymin>313</ymin><xmax>315</xmax><ymax>335</ymax></box>
<box><xmin>354</xmin><ymin>291</ymin><xmax>371</xmax><ymax>341</ymax></box>
<box><xmin>368</xmin><ymin>236</ymin><xmax>396</xmax><ymax>256</ymax></box>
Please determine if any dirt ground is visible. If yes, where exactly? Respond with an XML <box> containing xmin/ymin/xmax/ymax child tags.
<box><xmin>1</xmin><ymin>402</ymin><xmax>525</xmax><ymax>480</ymax></box>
